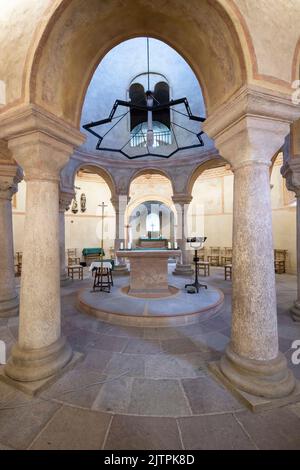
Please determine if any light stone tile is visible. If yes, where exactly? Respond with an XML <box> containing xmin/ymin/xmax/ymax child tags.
<box><xmin>144</xmin><ymin>353</ymin><xmax>207</xmax><ymax>379</ymax></box>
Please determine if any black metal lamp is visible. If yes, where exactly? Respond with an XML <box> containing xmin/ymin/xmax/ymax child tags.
<box><xmin>185</xmin><ymin>237</ymin><xmax>208</xmax><ymax>293</ymax></box>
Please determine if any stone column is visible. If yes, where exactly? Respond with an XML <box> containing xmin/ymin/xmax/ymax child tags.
<box><xmin>111</xmin><ymin>194</ymin><xmax>129</xmax><ymax>275</ymax></box>
<box><xmin>172</xmin><ymin>194</ymin><xmax>193</xmax><ymax>276</ymax></box>
<box><xmin>0</xmin><ymin>164</ymin><xmax>22</xmax><ymax>317</ymax></box>
<box><xmin>206</xmin><ymin>116</ymin><xmax>296</xmax><ymax>399</ymax></box>
<box><xmin>4</xmin><ymin>134</ymin><xmax>75</xmax><ymax>383</ymax></box>
<box><xmin>281</xmin><ymin>159</ymin><xmax>300</xmax><ymax>321</ymax></box>
<box><xmin>59</xmin><ymin>190</ymin><xmax>74</xmax><ymax>286</ymax></box>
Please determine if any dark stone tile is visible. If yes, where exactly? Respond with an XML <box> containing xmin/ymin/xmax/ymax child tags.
<box><xmin>42</xmin><ymin>368</ymin><xmax>106</xmax><ymax>408</ymax></box>
<box><xmin>178</xmin><ymin>414</ymin><xmax>255</xmax><ymax>450</ymax></box>
<box><xmin>182</xmin><ymin>376</ymin><xmax>242</xmax><ymax>414</ymax></box>
<box><xmin>129</xmin><ymin>378</ymin><xmax>190</xmax><ymax>416</ymax></box>
<box><xmin>105</xmin><ymin>415</ymin><xmax>182</xmax><ymax>450</ymax></box>
<box><xmin>30</xmin><ymin>405</ymin><xmax>111</xmax><ymax>450</ymax></box>
<box><xmin>123</xmin><ymin>339</ymin><xmax>162</xmax><ymax>355</ymax></box>
<box><xmin>161</xmin><ymin>338</ymin><xmax>200</xmax><ymax>354</ymax></box>
<box><xmin>76</xmin><ymin>349</ymin><xmax>113</xmax><ymax>372</ymax></box>
<box><xmin>104</xmin><ymin>352</ymin><xmax>145</xmax><ymax>377</ymax></box>
<box><xmin>0</xmin><ymin>398</ymin><xmax>61</xmax><ymax>449</ymax></box>
<box><xmin>237</xmin><ymin>408</ymin><xmax>300</xmax><ymax>450</ymax></box>
<box><xmin>91</xmin><ymin>334</ymin><xmax>129</xmax><ymax>353</ymax></box>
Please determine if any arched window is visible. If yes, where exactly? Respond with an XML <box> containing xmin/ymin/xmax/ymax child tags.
<box><xmin>129</xmin><ymin>81</ymin><xmax>171</xmax><ymax>148</ymax></box>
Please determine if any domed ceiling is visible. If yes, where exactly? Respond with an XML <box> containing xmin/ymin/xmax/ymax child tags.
<box><xmin>80</xmin><ymin>37</ymin><xmax>215</xmax><ymax>163</ymax></box>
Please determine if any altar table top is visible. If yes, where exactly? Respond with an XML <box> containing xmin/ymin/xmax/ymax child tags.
<box><xmin>89</xmin><ymin>261</ymin><xmax>113</xmax><ymax>271</ymax></box>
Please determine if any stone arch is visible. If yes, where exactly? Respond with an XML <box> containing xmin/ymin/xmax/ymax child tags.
<box><xmin>126</xmin><ymin>194</ymin><xmax>177</xmax><ymax>224</ymax></box>
<box><xmin>70</xmin><ymin>162</ymin><xmax>116</xmax><ymax>200</ymax></box>
<box><xmin>129</xmin><ymin>167</ymin><xmax>175</xmax><ymax>196</ymax></box>
<box><xmin>187</xmin><ymin>156</ymin><xmax>228</xmax><ymax>196</ymax></box>
<box><xmin>292</xmin><ymin>37</ymin><xmax>300</xmax><ymax>83</ymax></box>
<box><xmin>26</xmin><ymin>0</ymin><xmax>251</xmax><ymax>126</ymax></box>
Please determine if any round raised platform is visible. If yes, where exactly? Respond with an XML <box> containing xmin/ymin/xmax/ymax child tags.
<box><xmin>77</xmin><ymin>276</ymin><xmax>224</xmax><ymax>327</ymax></box>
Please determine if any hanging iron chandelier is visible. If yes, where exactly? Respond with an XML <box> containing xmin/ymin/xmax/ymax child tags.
<box><xmin>83</xmin><ymin>38</ymin><xmax>206</xmax><ymax>159</ymax></box>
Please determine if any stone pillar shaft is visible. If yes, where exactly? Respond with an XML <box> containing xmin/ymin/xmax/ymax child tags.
<box><xmin>172</xmin><ymin>195</ymin><xmax>193</xmax><ymax>276</ymax></box>
<box><xmin>59</xmin><ymin>190</ymin><xmax>74</xmax><ymax>286</ymax></box>
<box><xmin>281</xmin><ymin>159</ymin><xmax>300</xmax><ymax>321</ymax></box>
<box><xmin>0</xmin><ymin>166</ymin><xmax>22</xmax><ymax>317</ymax></box>
<box><xmin>19</xmin><ymin>179</ymin><xmax>61</xmax><ymax>349</ymax></box>
<box><xmin>4</xmin><ymin>133</ymin><xmax>77</xmax><ymax>383</ymax></box>
<box><xmin>204</xmin><ymin>113</ymin><xmax>296</xmax><ymax>399</ymax></box>
<box><xmin>111</xmin><ymin>194</ymin><xmax>129</xmax><ymax>275</ymax></box>
<box><xmin>231</xmin><ymin>161</ymin><xmax>278</xmax><ymax>360</ymax></box>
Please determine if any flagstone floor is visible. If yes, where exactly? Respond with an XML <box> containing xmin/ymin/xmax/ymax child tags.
<box><xmin>0</xmin><ymin>267</ymin><xmax>300</xmax><ymax>450</ymax></box>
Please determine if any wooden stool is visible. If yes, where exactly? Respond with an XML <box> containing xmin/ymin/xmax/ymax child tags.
<box><xmin>93</xmin><ymin>267</ymin><xmax>112</xmax><ymax>293</ymax></box>
<box><xmin>197</xmin><ymin>261</ymin><xmax>210</xmax><ymax>277</ymax></box>
<box><xmin>224</xmin><ymin>264</ymin><xmax>232</xmax><ymax>281</ymax></box>
<box><xmin>68</xmin><ymin>265</ymin><xmax>83</xmax><ymax>280</ymax></box>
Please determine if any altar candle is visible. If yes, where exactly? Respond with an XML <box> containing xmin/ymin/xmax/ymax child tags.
<box><xmin>128</xmin><ymin>242</ymin><xmax>132</xmax><ymax>250</ymax></box>
<box><xmin>168</xmin><ymin>242</ymin><xmax>171</xmax><ymax>249</ymax></box>
<box><xmin>120</xmin><ymin>242</ymin><xmax>124</xmax><ymax>250</ymax></box>
<box><xmin>174</xmin><ymin>242</ymin><xmax>178</xmax><ymax>250</ymax></box>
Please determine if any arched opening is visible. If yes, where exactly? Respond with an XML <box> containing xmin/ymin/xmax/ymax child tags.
<box><xmin>67</xmin><ymin>167</ymin><xmax>115</xmax><ymax>260</ymax></box>
<box><xmin>28</xmin><ymin>0</ymin><xmax>249</xmax><ymax>126</ymax></box>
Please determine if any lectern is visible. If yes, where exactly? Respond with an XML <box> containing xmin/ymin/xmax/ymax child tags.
<box><xmin>185</xmin><ymin>237</ymin><xmax>208</xmax><ymax>293</ymax></box>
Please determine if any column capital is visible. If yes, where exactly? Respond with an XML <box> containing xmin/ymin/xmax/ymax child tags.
<box><xmin>204</xmin><ymin>85</ymin><xmax>300</xmax><ymax>170</ymax></box>
<box><xmin>0</xmin><ymin>164</ymin><xmax>23</xmax><ymax>200</ymax></box>
<box><xmin>172</xmin><ymin>194</ymin><xmax>193</xmax><ymax>206</ymax></box>
<box><xmin>111</xmin><ymin>194</ymin><xmax>130</xmax><ymax>211</ymax></box>
<box><xmin>59</xmin><ymin>189</ymin><xmax>75</xmax><ymax>212</ymax></box>
<box><xmin>281</xmin><ymin>159</ymin><xmax>300</xmax><ymax>197</ymax></box>
<box><xmin>9</xmin><ymin>133</ymin><xmax>75</xmax><ymax>182</ymax></box>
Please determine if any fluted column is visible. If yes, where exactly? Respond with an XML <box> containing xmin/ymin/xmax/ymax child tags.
<box><xmin>0</xmin><ymin>164</ymin><xmax>22</xmax><ymax>317</ymax></box>
<box><xmin>281</xmin><ymin>159</ymin><xmax>300</xmax><ymax>321</ymax></box>
<box><xmin>59</xmin><ymin>190</ymin><xmax>74</xmax><ymax>286</ymax></box>
<box><xmin>111</xmin><ymin>194</ymin><xmax>129</xmax><ymax>275</ymax></box>
<box><xmin>172</xmin><ymin>194</ymin><xmax>193</xmax><ymax>276</ymax></box>
<box><xmin>4</xmin><ymin>133</ymin><xmax>76</xmax><ymax>383</ymax></box>
<box><xmin>205</xmin><ymin>115</ymin><xmax>296</xmax><ymax>399</ymax></box>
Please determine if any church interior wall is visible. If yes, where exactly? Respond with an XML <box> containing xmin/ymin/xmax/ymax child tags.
<box><xmin>12</xmin><ymin>157</ymin><xmax>297</xmax><ymax>273</ymax></box>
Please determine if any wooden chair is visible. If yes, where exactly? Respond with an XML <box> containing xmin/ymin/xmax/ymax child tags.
<box><xmin>92</xmin><ymin>267</ymin><xmax>113</xmax><ymax>293</ymax></box>
<box><xmin>198</xmin><ymin>247</ymin><xmax>205</xmax><ymax>262</ymax></box>
<box><xmin>224</xmin><ymin>264</ymin><xmax>232</xmax><ymax>281</ymax></box>
<box><xmin>274</xmin><ymin>250</ymin><xmax>288</xmax><ymax>274</ymax></box>
<box><xmin>67</xmin><ymin>265</ymin><xmax>83</xmax><ymax>280</ymax></box>
<box><xmin>67</xmin><ymin>248</ymin><xmax>81</xmax><ymax>266</ymax></box>
<box><xmin>208</xmin><ymin>247</ymin><xmax>220</xmax><ymax>266</ymax></box>
<box><xmin>197</xmin><ymin>261</ymin><xmax>210</xmax><ymax>277</ymax></box>
<box><xmin>221</xmin><ymin>247</ymin><xmax>232</xmax><ymax>266</ymax></box>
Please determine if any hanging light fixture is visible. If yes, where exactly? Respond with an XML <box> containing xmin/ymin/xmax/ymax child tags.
<box><xmin>83</xmin><ymin>38</ymin><xmax>206</xmax><ymax>159</ymax></box>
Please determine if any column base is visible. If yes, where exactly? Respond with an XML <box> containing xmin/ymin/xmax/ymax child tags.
<box><xmin>0</xmin><ymin>295</ymin><xmax>19</xmax><ymax>318</ymax></box>
<box><xmin>209</xmin><ymin>361</ymin><xmax>300</xmax><ymax>413</ymax></box>
<box><xmin>219</xmin><ymin>345</ymin><xmax>296</xmax><ymax>399</ymax></box>
<box><xmin>291</xmin><ymin>301</ymin><xmax>300</xmax><ymax>322</ymax></box>
<box><xmin>113</xmin><ymin>263</ymin><xmax>129</xmax><ymax>276</ymax></box>
<box><xmin>4</xmin><ymin>336</ymin><xmax>73</xmax><ymax>383</ymax></box>
<box><xmin>60</xmin><ymin>273</ymin><xmax>72</xmax><ymax>287</ymax></box>
<box><xmin>172</xmin><ymin>263</ymin><xmax>194</xmax><ymax>277</ymax></box>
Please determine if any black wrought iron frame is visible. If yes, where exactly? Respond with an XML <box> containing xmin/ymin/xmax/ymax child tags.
<box><xmin>83</xmin><ymin>97</ymin><xmax>206</xmax><ymax>160</ymax></box>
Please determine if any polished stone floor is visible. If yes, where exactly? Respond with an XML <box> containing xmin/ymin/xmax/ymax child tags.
<box><xmin>0</xmin><ymin>266</ymin><xmax>300</xmax><ymax>450</ymax></box>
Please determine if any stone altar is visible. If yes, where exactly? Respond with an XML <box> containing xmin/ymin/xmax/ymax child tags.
<box><xmin>116</xmin><ymin>249</ymin><xmax>181</xmax><ymax>298</ymax></box>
